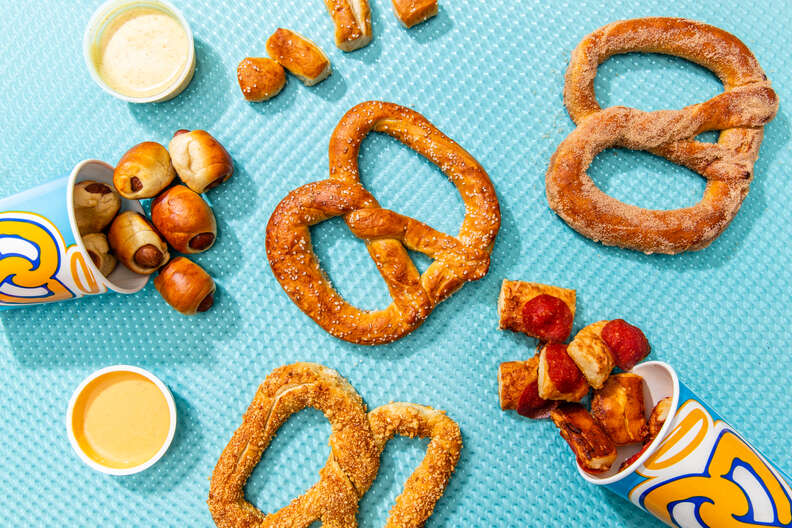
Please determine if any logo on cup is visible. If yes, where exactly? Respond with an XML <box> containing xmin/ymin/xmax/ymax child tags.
<box><xmin>630</xmin><ymin>400</ymin><xmax>792</xmax><ymax>527</ymax></box>
<box><xmin>0</xmin><ymin>212</ymin><xmax>103</xmax><ymax>305</ymax></box>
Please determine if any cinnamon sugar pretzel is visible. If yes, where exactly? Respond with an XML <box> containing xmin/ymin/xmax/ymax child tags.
<box><xmin>546</xmin><ymin>17</ymin><xmax>778</xmax><ymax>254</ymax></box>
<box><xmin>266</xmin><ymin>101</ymin><xmax>500</xmax><ymax>345</ymax></box>
<box><xmin>208</xmin><ymin>363</ymin><xmax>462</xmax><ymax>528</ymax></box>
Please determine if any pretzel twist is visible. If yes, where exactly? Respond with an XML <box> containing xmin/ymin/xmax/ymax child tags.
<box><xmin>208</xmin><ymin>364</ymin><xmax>462</xmax><ymax>528</ymax></box>
<box><xmin>546</xmin><ymin>18</ymin><xmax>778</xmax><ymax>254</ymax></box>
<box><xmin>266</xmin><ymin>101</ymin><xmax>500</xmax><ymax>345</ymax></box>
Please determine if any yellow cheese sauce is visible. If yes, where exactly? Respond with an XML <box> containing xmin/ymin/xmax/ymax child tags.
<box><xmin>93</xmin><ymin>7</ymin><xmax>189</xmax><ymax>98</ymax></box>
<box><xmin>71</xmin><ymin>371</ymin><xmax>171</xmax><ymax>469</ymax></box>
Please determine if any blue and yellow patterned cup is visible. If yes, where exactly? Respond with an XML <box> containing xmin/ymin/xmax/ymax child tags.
<box><xmin>0</xmin><ymin>160</ymin><xmax>148</xmax><ymax>309</ymax></box>
<box><xmin>581</xmin><ymin>361</ymin><xmax>792</xmax><ymax>527</ymax></box>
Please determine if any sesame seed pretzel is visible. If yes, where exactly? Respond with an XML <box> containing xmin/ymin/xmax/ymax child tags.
<box><xmin>266</xmin><ymin>101</ymin><xmax>500</xmax><ymax>345</ymax></box>
<box><xmin>208</xmin><ymin>363</ymin><xmax>462</xmax><ymax>528</ymax></box>
<box><xmin>546</xmin><ymin>18</ymin><xmax>778</xmax><ymax>254</ymax></box>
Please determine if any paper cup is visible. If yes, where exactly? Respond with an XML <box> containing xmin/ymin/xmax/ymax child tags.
<box><xmin>581</xmin><ymin>361</ymin><xmax>792</xmax><ymax>527</ymax></box>
<box><xmin>0</xmin><ymin>160</ymin><xmax>148</xmax><ymax>309</ymax></box>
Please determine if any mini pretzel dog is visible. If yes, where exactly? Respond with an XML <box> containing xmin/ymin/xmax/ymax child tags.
<box><xmin>266</xmin><ymin>101</ymin><xmax>500</xmax><ymax>345</ymax></box>
<box><xmin>208</xmin><ymin>363</ymin><xmax>462</xmax><ymax>528</ymax></box>
<box><xmin>546</xmin><ymin>18</ymin><xmax>779</xmax><ymax>254</ymax></box>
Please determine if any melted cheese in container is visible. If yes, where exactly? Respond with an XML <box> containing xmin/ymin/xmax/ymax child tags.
<box><xmin>93</xmin><ymin>7</ymin><xmax>189</xmax><ymax>98</ymax></box>
<box><xmin>71</xmin><ymin>371</ymin><xmax>171</xmax><ymax>469</ymax></box>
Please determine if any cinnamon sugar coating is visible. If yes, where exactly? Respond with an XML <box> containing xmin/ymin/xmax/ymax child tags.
<box><xmin>546</xmin><ymin>17</ymin><xmax>778</xmax><ymax>254</ymax></box>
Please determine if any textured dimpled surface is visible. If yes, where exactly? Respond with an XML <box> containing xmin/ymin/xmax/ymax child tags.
<box><xmin>0</xmin><ymin>1</ymin><xmax>790</xmax><ymax>527</ymax></box>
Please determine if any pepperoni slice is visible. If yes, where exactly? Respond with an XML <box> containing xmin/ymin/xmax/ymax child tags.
<box><xmin>544</xmin><ymin>343</ymin><xmax>585</xmax><ymax>394</ymax></box>
<box><xmin>521</xmin><ymin>294</ymin><xmax>573</xmax><ymax>342</ymax></box>
<box><xmin>516</xmin><ymin>380</ymin><xmax>556</xmax><ymax>419</ymax></box>
<box><xmin>602</xmin><ymin>319</ymin><xmax>650</xmax><ymax>370</ymax></box>
<box><xmin>619</xmin><ymin>443</ymin><xmax>651</xmax><ymax>473</ymax></box>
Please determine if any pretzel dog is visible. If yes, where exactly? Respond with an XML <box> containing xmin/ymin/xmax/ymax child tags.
<box><xmin>266</xmin><ymin>101</ymin><xmax>500</xmax><ymax>345</ymax></box>
<box><xmin>546</xmin><ymin>18</ymin><xmax>778</xmax><ymax>254</ymax></box>
<box><xmin>208</xmin><ymin>363</ymin><xmax>462</xmax><ymax>528</ymax></box>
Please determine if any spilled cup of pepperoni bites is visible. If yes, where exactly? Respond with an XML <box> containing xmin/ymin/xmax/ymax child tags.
<box><xmin>74</xmin><ymin>129</ymin><xmax>233</xmax><ymax>315</ymax></box>
<box><xmin>497</xmin><ymin>280</ymin><xmax>792</xmax><ymax>526</ymax></box>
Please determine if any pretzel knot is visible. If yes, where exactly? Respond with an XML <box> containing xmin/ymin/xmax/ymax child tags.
<box><xmin>266</xmin><ymin>101</ymin><xmax>500</xmax><ymax>345</ymax></box>
<box><xmin>208</xmin><ymin>363</ymin><xmax>462</xmax><ymax>528</ymax></box>
<box><xmin>546</xmin><ymin>18</ymin><xmax>779</xmax><ymax>254</ymax></box>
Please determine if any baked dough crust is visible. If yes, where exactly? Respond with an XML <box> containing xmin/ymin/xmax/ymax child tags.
<box><xmin>208</xmin><ymin>364</ymin><xmax>462</xmax><ymax>528</ymax></box>
<box><xmin>497</xmin><ymin>280</ymin><xmax>575</xmax><ymax>334</ymax></box>
<box><xmin>266</xmin><ymin>101</ymin><xmax>500</xmax><ymax>345</ymax></box>
<box><xmin>566</xmin><ymin>320</ymin><xmax>613</xmax><ymax>389</ymax></box>
<box><xmin>324</xmin><ymin>0</ymin><xmax>372</xmax><ymax>51</ymax></box>
<box><xmin>546</xmin><ymin>17</ymin><xmax>779</xmax><ymax>254</ymax></box>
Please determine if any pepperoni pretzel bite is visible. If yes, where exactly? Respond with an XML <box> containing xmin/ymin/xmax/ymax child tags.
<box><xmin>647</xmin><ymin>397</ymin><xmax>672</xmax><ymax>441</ymax></box>
<box><xmin>566</xmin><ymin>321</ymin><xmax>614</xmax><ymax>389</ymax></box>
<box><xmin>551</xmin><ymin>403</ymin><xmax>617</xmax><ymax>473</ymax></box>
<box><xmin>591</xmin><ymin>373</ymin><xmax>647</xmax><ymax>445</ymax></box>
<box><xmin>497</xmin><ymin>280</ymin><xmax>575</xmax><ymax>342</ymax></box>
<box><xmin>498</xmin><ymin>357</ymin><xmax>557</xmax><ymax>419</ymax></box>
<box><xmin>537</xmin><ymin>344</ymin><xmax>589</xmax><ymax>402</ymax></box>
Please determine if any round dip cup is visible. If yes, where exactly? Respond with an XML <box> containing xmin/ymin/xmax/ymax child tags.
<box><xmin>83</xmin><ymin>0</ymin><xmax>196</xmax><ymax>103</ymax></box>
<box><xmin>579</xmin><ymin>361</ymin><xmax>792</xmax><ymax>526</ymax></box>
<box><xmin>0</xmin><ymin>160</ymin><xmax>149</xmax><ymax>310</ymax></box>
<box><xmin>66</xmin><ymin>365</ymin><xmax>177</xmax><ymax>476</ymax></box>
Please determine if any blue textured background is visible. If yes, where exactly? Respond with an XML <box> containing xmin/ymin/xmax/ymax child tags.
<box><xmin>1</xmin><ymin>1</ymin><xmax>790</xmax><ymax>526</ymax></box>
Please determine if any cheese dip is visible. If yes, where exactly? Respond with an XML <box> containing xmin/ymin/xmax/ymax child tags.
<box><xmin>93</xmin><ymin>6</ymin><xmax>190</xmax><ymax>99</ymax></box>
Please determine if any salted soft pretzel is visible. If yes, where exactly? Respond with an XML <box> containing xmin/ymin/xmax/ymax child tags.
<box><xmin>546</xmin><ymin>17</ymin><xmax>779</xmax><ymax>254</ymax></box>
<box><xmin>324</xmin><ymin>0</ymin><xmax>372</xmax><ymax>51</ymax></box>
<box><xmin>368</xmin><ymin>403</ymin><xmax>462</xmax><ymax>527</ymax></box>
<box><xmin>208</xmin><ymin>363</ymin><xmax>462</xmax><ymax>528</ymax></box>
<box><xmin>208</xmin><ymin>363</ymin><xmax>379</xmax><ymax>527</ymax></box>
<box><xmin>266</xmin><ymin>101</ymin><xmax>500</xmax><ymax>345</ymax></box>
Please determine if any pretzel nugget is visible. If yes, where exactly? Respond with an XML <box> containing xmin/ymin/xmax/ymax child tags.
<box><xmin>154</xmin><ymin>257</ymin><xmax>216</xmax><ymax>315</ymax></box>
<box><xmin>537</xmin><ymin>343</ymin><xmax>589</xmax><ymax>402</ymax></box>
<box><xmin>567</xmin><ymin>321</ymin><xmax>614</xmax><ymax>389</ymax></box>
<box><xmin>324</xmin><ymin>0</ymin><xmax>372</xmax><ymax>51</ymax></box>
<box><xmin>237</xmin><ymin>57</ymin><xmax>286</xmax><ymax>101</ymax></box>
<box><xmin>108</xmin><ymin>211</ymin><xmax>169</xmax><ymax>275</ymax></box>
<box><xmin>368</xmin><ymin>403</ymin><xmax>461</xmax><ymax>527</ymax></box>
<box><xmin>392</xmin><ymin>0</ymin><xmax>438</xmax><ymax>28</ymax></box>
<box><xmin>266</xmin><ymin>28</ymin><xmax>331</xmax><ymax>86</ymax></box>
<box><xmin>647</xmin><ymin>397</ymin><xmax>672</xmax><ymax>441</ymax></box>
<box><xmin>591</xmin><ymin>373</ymin><xmax>647</xmax><ymax>445</ymax></box>
<box><xmin>551</xmin><ymin>403</ymin><xmax>617</xmax><ymax>473</ymax></box>
<box><xmin>113</xmin><ymin>142</ymin><xmax>176</xmax><ymax>199</ymax></box>
<box><xmin>168</xmin><ymin>130</ymin><xmax>233</xmax><ymax>193</ymax></box>
<box><xmin>497</xmin><ymin>280</ymin><xmax>575</xmax><ymax>341</ymax></box>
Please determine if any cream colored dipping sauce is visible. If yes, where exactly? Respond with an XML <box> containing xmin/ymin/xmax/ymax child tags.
<box><xmin>94</xmin><ymin>7</ymin><xmax>189</xmax><ymax>98</ymax></box>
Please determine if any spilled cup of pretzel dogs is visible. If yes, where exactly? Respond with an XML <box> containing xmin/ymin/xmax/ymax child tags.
<box><xmin>497</xmin><ymin>280</ymin><xmax>792</xmax><ymax>526</ymax></box>
<box><xmin>0</xmin><ymin>129</ymin><xmax>232</xmax><ymax>313</ymax></box>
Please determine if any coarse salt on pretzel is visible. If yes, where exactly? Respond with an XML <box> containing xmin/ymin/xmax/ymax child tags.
<box><xmin>324</xmin><ymin>0</ymin><xmax>372</xmax><ymax>51</ymax></box>
<box><xmin>391</xmin><ymin>0</ymin><xmax>438</xmax><ymax>28</ymax></box>
<box><xmin>208</xmin><ymin>363</ymin><xmax>378</xmax><ymax>528</ymax></box>
<box><xmin>367</xmin><ymin>403</ymin><xmax>462</xmax><ymax>527</ymax></box>
<box><xmin>546</xmin><ymin>17</ymin><xmax>779</xmax><ymax>254</ymax></box>
<box><xmin>266</xmin><ymin>101</ymin><xmax>500</xmax><ymax>345</ymax></box>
